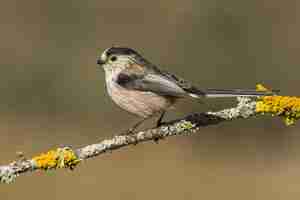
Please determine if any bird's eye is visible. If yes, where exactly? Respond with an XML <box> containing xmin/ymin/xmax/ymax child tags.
<box><xmin>110</xmin><ymin>56</ymin><xmax>117</xmax><ymax>62</ymax></box>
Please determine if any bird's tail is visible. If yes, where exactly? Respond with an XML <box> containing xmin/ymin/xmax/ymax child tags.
<box><xmin>189</xmin><ymin>88</ymin><xmax>278</xmax><ymax>98</ymax></box>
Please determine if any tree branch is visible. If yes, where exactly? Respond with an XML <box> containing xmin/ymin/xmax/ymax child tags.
<box><xmin>0</xmin><ymin>95</ymin><xmax>299</xmax><ymax>184</ymax></box>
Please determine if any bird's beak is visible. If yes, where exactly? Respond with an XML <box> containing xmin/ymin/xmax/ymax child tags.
<box><xmin>97</xmin><ymin>57</ymin><xmax>105</xmax><ymax>65</ymax></box>
<box><xmin>96</xmin><ymin>48</ymin><xmax>106</xmax><ymax>66</ymax></box>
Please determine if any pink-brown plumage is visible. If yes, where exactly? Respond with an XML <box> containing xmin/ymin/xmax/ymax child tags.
<box><xmin>106</xmin><ymin>73</ymin><xmax>176</xmax><ymax>118</ymax></box>
<box><xmin>97</xmin><ymin>47</ymin><xmax>277</xmax><ymax>133</ymax></box>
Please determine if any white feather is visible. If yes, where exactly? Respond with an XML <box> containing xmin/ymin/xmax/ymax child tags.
<box><xmin>189</xmin><ymin>93</ymin><xmax>200</xmax><ymax>98</ymax></box>
<box><xmin>205</xmin><ymin>94</ymin><xmax>260</xmax><ymax>98</ymax></box>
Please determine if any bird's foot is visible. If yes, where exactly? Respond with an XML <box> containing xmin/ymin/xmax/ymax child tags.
<box><xmin>153</xmin><ymin>135</ymin><xmax>164</xmax><ymax>144</ymax></box>
<box><xmin>117</xmin><ymin>128</ymin><xmax>139</xmax><ymax>145</ymax></box>
<box><xmin>118</xmin><ymin>128</ymin><xmax>136</xmax><ymax>136</ymax></box>
<box><xmin>118</xmin><ymin>119</ymin><xmax>147</xmax><ymax>136</ymax></box>
<box><xmin>156</xmin><ymin>121</ymin><xmax>167</xmax><ymax>128</ymax></box>
<box><xmin>156</xmin><ymin>111</ymin><xmax>166</xmax><ymax>128</ymax></box>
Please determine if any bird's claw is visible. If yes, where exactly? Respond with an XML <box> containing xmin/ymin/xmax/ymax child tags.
<box><xmin>118</xmin><ymin>128</ymin><xmax>136</xmax><ymax>136</ymax></box>
<box><xmin>153</xmin><ymin>135</ymin><xmax>164</xmax><ymax>144</ymax></box>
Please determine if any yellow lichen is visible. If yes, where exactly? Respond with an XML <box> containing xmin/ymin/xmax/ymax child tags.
<box><xmin>32</xmin><ymin>147</ymin><xmax>80</xmax><ymax>170</ymax></box>
<box><xmin>256</xmin><ymin>84</ymin><xmax>300</xmax><ymax>125</ymax></box>
<box><xmin>256</xmin><ymin>84</ymin><xmax>269</xmax><ymax>92</ymax></box>
<box><xmin>177</xmin><ymin>120</ymin><xmax>195</xmax><ymax>131</ymax></box>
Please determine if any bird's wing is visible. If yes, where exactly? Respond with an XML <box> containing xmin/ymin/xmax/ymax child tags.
<box><xmin>116</xmin><ymin>64</ymin><xmax>188</xmax><ymax>97</ymax></box>
<box><xmin>157</xmin><ymin>69</ymin><xmax>206</xmax><ymax>97</ymax></box>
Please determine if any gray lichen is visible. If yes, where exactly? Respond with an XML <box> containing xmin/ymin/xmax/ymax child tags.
<box><xmin>0</xmin><ymin>166</ymin><xmax>18</xmax><ymax>184</ymax></box>
<box><xmin>0</xmin><ymin>97</ymin><xmax>260</xmax><ymax>184</ymax></box>
<box><xmin>207</xmin><ymin>97</ymin><xmax>256</xmax><ymax>120</ymax></box>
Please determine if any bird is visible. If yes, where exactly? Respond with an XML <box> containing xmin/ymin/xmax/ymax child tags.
<box><xmin>97</xmin><ymin>46</ymin><xmax>276</xmax><ymax>134</ymax></box>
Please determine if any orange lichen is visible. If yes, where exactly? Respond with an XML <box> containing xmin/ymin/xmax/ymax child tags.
<box><xmin>256</xmin><ymin>84</ymin><xmax>300</xmax><ymax>125</ymax></box>
<box><xmin>32</xmin><ymin>147</ymin><xmax>80</xmax><ymax>170</ymax></box>
<box><xmin>256</xmin><ymin>84</ymin><xmax>269</xmax><ymax>92</ymax></box>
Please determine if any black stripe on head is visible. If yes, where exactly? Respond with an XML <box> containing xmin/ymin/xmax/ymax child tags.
<box><xmin>105</xmin><ymin>47</ymin><xmax>138</xmax><ymax>57</ymax></box>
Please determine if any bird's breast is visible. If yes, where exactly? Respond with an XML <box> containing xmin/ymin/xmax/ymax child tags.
<box><xmin>106</xmin><ymin>80</ymin><xmax>175</xmax><ymax>118</ymax></box>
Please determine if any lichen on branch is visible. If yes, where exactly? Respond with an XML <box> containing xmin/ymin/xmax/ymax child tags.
<box><xmin>0</xmin><ymin>85</ymin><xmax>298</xmax><ymax>184</ymax></box>
<box><xmin>256</xmin><ymin>84</ymin><xmax>300</xmax><ymax>125</ymax></box>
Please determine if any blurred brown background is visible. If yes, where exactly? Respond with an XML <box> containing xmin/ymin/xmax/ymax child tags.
<box><xmin>0</xmin><ymin>0</ymin><xmax>300</xmax><ymax>199</ymax></box>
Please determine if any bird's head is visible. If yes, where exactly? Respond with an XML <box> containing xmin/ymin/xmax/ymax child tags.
<box><xmin>97</xmin><ymin>47</ymin><xmax>141</xmax><ymax>72</ymax></box>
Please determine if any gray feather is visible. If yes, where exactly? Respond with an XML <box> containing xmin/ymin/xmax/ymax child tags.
<box><xmin>117</xmin><ymin>72</ymin><xmax>187</xmax><ymax>97</ymax></box>
<box><xmin>118</xmin><ymin>53</ymin><xmax>277</xmax><ymax>99</ymax></box>
<box><xmin>202</xmin><ymin>89</ymin><xmax>275</xmax><ymax>98</ymax></box>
